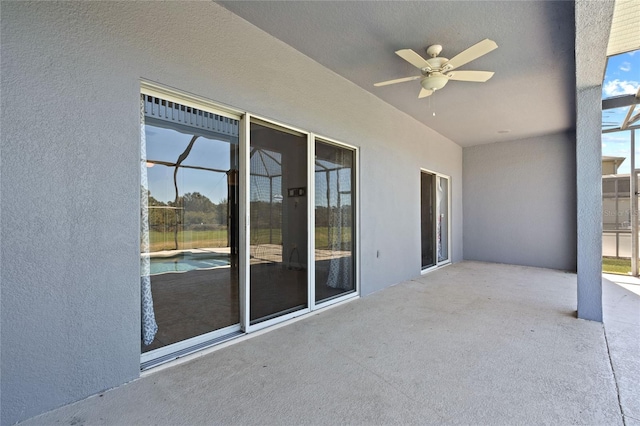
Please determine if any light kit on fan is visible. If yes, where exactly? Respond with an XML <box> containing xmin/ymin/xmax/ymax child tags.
<box><xmin>421</xmin><ymin>73</ymin><xmax>449</xmax><ymax>91</ymax></box>
<box><xmin>374</xmin><ymin>39</ymin><xmax>498</xmax><ymax>99</ymax></box>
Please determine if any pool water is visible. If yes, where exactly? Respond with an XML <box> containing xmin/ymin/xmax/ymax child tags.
<box><xmin>146</xmin><ymin>253</ymin><xmax>230</xmax><ymax>275</ymax></box>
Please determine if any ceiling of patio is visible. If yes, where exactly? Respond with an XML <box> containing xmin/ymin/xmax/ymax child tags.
<box><xmin>218</xmin><ymin>1</ymin><xmax>577</xmax><ymax>147</ymax></box>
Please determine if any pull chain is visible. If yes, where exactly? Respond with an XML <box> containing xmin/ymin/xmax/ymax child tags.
<box><xmin>432</xmin><ymin>93</ymin><xmax>436</xmax><ymax>116</ymax></box>
<box><xmin>429</xmin><ymin>93</ymin><xmax>436</xmax><ymax>117</ymax></box>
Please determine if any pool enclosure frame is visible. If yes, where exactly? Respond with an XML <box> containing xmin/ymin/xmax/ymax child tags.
<box><xmin>602</xmin><ymin>90</ymin><xmax>640</xmax><ymax>275</ymax></box>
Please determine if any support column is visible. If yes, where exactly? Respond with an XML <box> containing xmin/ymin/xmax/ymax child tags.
<box><xmin>575</xmin><ymin>0</ymin><xmax>614</xmax><ymax>322</ymax></box>
<box><xmin>576</xmin><ymin>86</ymin><xmax>604</xmax><ymax>321</ymax></box>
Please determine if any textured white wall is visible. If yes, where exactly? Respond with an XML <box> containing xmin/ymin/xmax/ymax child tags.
<box><xmin>0</xmin><ymin>2</ymin><xmax>462</xmax><ymax>423</ymax></box>
<box><xmin>575</xmin><ymin>0</ymin><xmax>614</xmax><ymax>321</ymax></box>
<box><xmin>463</xmin><ymin>132</ymin><xmax>577</xmax><ymax>271</ymax></box>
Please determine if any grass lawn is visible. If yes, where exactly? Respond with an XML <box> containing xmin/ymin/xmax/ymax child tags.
<box><xmin>148</xmin><ymin>227</ymin><xmax>352</xmax><ymax>251</ymax></box>
<box><xmin>602</xmin><ymin>257</ymin><xmax>631</xmax><ymax>275</ymax></box>
<box><xmin>149</xmin><ymin>230</ymin><xmax>229</xmax><ymax>251</ymax></box>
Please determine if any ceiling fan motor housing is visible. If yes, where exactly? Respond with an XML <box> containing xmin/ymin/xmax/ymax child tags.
<box><xmin>424</xmin><ymin>57</ymin><xmax>448</xmax><ymax>72</ymax></box>
<box><xmin>426</xmin><ymin>44</ymin><xmax>443</xmax><ymax>57</ymax></box>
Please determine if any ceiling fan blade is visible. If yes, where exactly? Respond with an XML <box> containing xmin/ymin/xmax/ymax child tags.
<box><xmin>446</xmin><ymin>70</ymin><xmax>494</xmax><ymax>82</ymax></box>
<box><xmin>418</xmin><ymin>88</ymin><xmax>433</xmax><ymax>98</ymax></box>
<box><xmin>374</xmin><ymin>75</ymin><xmax>421</xmax><ymax>87</ymax></box>
<box><xmin>444</xmin><ymin>39</ymin><xmax>498</xmax><ymax>71</ymax></box>
<box><xmin>395</xmin><ymin>49</ymin><xmax>432</xmax><ymax>70</ymax></box>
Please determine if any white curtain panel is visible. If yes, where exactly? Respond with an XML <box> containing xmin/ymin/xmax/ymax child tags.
<box><xmin>140</xmin><ymin>97</ymin><xmax>158</xmax><ymax>346</ymax></box>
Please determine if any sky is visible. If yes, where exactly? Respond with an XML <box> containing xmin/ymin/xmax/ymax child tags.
<box><xmin>145</xmin><ymin>125</ymin><xmax>234</xmax><ymax>204</ymax></box>
<box><xmin>145</xmin><ymin>124</ymin><xmax>352</xmax><ymax>206</ymax></box>
<box><xmin>602</xmin><ymin>49</ymin><xmax>640</xmax><ymax>174</ymax></box>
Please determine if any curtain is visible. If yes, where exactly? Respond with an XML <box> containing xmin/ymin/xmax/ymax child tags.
<box><xmin>326</xmin><ymin>151</ymin><xmax>352</xmax><ymax>290</ymax></box>
<box><xmin>140</xmin><ymin>96</ymin><xmax>158</xmax><ymax>346</ymax></box>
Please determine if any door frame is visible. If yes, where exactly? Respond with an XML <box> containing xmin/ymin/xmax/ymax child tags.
<box><xmin>140</xmin><ymin>81</ymin><xmax>245</xmax><ymax>367</ymax></box>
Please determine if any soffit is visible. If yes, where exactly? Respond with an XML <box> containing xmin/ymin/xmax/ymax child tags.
<box><xmin>607</xmin><ymin>0</ymin><xmax>640</xmax><ymax>56</ymax></box>
<box><xmin>218</xmin><ymin>1</ymin><xmax>577</xmax><ymax>147</ymax></box>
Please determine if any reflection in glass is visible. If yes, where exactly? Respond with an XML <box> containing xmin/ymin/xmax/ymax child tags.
<box><xmin>421</xmin><ymin>172</ymin><xmax>435</xmax><ymax>269</ymax></box>
<box><xmin>315</xmin><ymin>140</ymin><xmax>355</xmax><ymax>302</ymax></box>
<box><xmin>250</xmin><ymin>122</ymin><xmax>307</xmax><ymax>324</ymax></box>
<box><xmin>141</xmin><ymin>96</ymin><xmax>239</xmax><ymax>352</ymax></box>
<box><xmin>437</xmin><ymin>176</ymin><xmax>449</xmax><ymax>262</ymax></box>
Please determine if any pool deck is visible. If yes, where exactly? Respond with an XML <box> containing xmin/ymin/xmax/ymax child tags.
<box><xmin>146</xmin><ymin>247</ymin><xmax>232</xmax><ymax>259</ymax></box>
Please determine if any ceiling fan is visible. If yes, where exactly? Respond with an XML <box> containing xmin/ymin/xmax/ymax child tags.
<box><xmin>374</xmin><ymin>39</ymin><xmax>498</xmax><ymax>98</ymax></box>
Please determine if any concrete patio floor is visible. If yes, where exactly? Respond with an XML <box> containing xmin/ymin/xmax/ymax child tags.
<box><xmin>19</xmin><ymin>262</ymin><xmax>639</xmax><ymax>425</ymax></box>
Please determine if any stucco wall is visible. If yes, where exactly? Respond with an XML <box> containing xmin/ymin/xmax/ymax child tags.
<box><xmin>0</xmin><ymin>2</ymin><xmax>462</xmax><ymax>423</ymax></box>
<box><xmin>574</xmin><ymin>0</ymin><xmax>614</xmax><ymax>321</ymax></box>
<box><xmin>463</xmin><ymin>132</ymin><xmax>577</xmax><ymax>271</ymax></box>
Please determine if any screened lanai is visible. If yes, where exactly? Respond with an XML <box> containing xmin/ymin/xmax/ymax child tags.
<box><xmin>601</xmin><ymin>87</ymin><xmax>640</xmax><ymax>275</ymax></box>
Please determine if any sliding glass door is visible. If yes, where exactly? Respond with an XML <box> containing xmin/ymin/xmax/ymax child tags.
<box><xmin>315</xmin><ymin>139</ymin><xmax>356</xmax><ymax>303</ymax></box>
<box><xmin>421</xmin><ymin>172</ymin><xmax>436</xmax><ymax>269</ymax></box>
<box><xmin>249</xmin><ymin>121</ymin><xmax>308</xmax><ymax>324</ymax></box>
<box><xmin>437</xmin><ymin>176</ymin><xmax>449</xmax><ymax>263</ymax></box>
<box><xmin>141</xmin><ymin>94</ymin><xmax>240</xmax><ymax>354</ymax></box>
<box><xmin>140</xmin><ymin>87</ymin><xmax>359</xmax><ymax>366</ymax></box>
<box><xmin>421</xmin><ymin>170</ymin><xmax>450</xmax><ymax>270</ymax></box>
